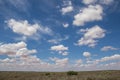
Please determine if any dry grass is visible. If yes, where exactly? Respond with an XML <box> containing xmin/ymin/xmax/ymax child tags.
<box><xmin>0</xmin><ymin>70</ymin><xmax>120</xmax><ymax>80</ymax></box>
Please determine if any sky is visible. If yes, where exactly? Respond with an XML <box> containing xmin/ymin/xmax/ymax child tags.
<box><xmin>0</xmin><ymin>0</ymin><xmax>120</xmax><ymax>71</ymax></box>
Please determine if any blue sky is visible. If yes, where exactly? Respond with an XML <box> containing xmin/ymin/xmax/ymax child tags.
<box><xmin>0</xmin><ymin>0</ymin><xmax>120</xmax><ymax>71</ymax></box>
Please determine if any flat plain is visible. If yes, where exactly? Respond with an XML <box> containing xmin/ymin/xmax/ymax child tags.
<box><xmin>0</xmin><ymin>70</ymin><xmax>120</xmax><ymax>80</ymax></box>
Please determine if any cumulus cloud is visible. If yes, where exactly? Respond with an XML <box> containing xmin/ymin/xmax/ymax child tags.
<box><xmin>73</xmin><ymin>5</ymin><xmax>103</xmax><ymax>26</ymax></box>
<box><xmin>101</xmin><ymin>46</ymin><xmax>119</xmax><ymax>51</ymax></box>
<box><xmin>61</xmin><ymin>6</ymin><xmax>73</xmax><ymax>15</ymax></box>
<box><xmin>61</xmin><ymin>1</ymin><xmax>73</xmax><ymax>15</ymax></box>
<box><xmin>0</xmin><ymin>41</ymin><xmax>37</xmax><ymax>57</ymax></box>
<box><xmin>50</xmin><ymin>57</ymin><xmax>69</xmax><ymax>67</ymax></box>
<box><xmin>50</xmin><ymin>45</ymin><xmax>68</xmax><ymax>51</ymax></box>
<box><xmin>76</xmin><ymin>25</ymin><xmax>106</xmax><ymax>47</ymax></box>
<box><xmin>50</xmin><ymin>44</ymin><xmax>69</xmax><ymax>56</ymax></box>
<box><xmin>6</xmin><ymin>19</ymin><xmax>53</xmax><ymax>40</ymax></box>
<box><xmin>83</xmin><ymin>52</ymin><xmax>91</xmax><ymax>57</ymax></box>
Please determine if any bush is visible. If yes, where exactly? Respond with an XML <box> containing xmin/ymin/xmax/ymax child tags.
<box><xmin>45</xmin><ymin>73</ymin><xmax>50</xmax><ymax>76</ymax></box>
<box><xmin>67</xmin><ymin>71</ymin><xmax>78</xmax><ymax>75</ymax></box>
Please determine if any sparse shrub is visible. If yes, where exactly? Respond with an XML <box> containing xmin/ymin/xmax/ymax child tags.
<box><xmin>45</xmin><ymin>73</ymin><xmax>50</xmax><ymax>76</ymax></box>
<box><xmin>67</xmin><ymin>71</ymin><xmax>78</xmax><ymax>75</ymax></box>
<box><xmin>86</xmin><ymin>77</ymin><xmax>95</xmax><ymax>80</ymax></box>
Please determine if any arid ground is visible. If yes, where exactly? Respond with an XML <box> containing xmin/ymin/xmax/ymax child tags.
<box><xmin>0</xmin><ymin>70</ymin><xmax>120</xmax><ymax>80</ymax></box>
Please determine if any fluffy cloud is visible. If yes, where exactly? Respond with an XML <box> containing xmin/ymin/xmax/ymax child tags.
<box><xmin>50</xmin><ymin>44</ymin><xmax>69</xmax><ymax>56</ymax></box>
<box><xmin>63</xmin><ymin>23</ymin><xmax>69</xmax><ymax>28</ymax></box>
<box><xmin>0</xmin><ymin>41</ymin><xmax>37</xmax><ymax>57</ymax></box>
<box><xmin>6</xmin><ymin>19</ymin><xmax>53</xmax><ymax>40</ymax></box>
<box><xmin>101</xmin><ymin>46</ymin><xmax>119</xmax><ymax>51</ymax></box>
<box><xmin>83</xmin><ymin>52</ymin><xmax>91</xmax><ymax>57</ymax></box>
<box><xmin>76</xmin><ymin>25</ymin><xmax>106</xmax><ymax>47</ymax></box>
<box><xmin>73</xmin><ymin>5</ymin><xmax>103</xmax><ymax>26</ymax></box>
<box><xmin>61</xmin><ymin>1</ymin><xmax>73</xmax><ymax>15</ymax></box>
<box><xmin>50</xmin><ymin>57</ymin><xmax>69</xmax><ymax>67</ymax></box>
<box><xmin>50</xmin><ymin>45</ymin><xmax>68</xmax><ymax>51</ymax></box>
<box><xmin>61</xmin><ymin>6</ymin><xmax>73</xmax><ymax>15</ymax></box>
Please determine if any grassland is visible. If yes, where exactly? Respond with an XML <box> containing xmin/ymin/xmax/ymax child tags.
<box><xmin>0</xmin><ymin>70</ymin><xmax>120</xmax><ymax>80</ymax></box>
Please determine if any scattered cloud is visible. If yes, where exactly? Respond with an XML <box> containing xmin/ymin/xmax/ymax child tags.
<box><xmin>63</xmin><ymin>23</ymin><xmax>69</xmax><ymax>28</ymax></box>
<box><xmin>48</xmin><ymin>36</ymin><xmax>69</xmax><ymax>44</ymax></box>
<box><xmin>101</xmin><ymin>46</ymin><xmax>119</xmax><ymax>51</ymax></box>
<box><xmin>50</xmin><ymin>44</ymin><xmax>69</xmax><ymax>56</ymax></box>
<box><xmin>73</xmin><ymin>5</ymin><xmax>103</xmax><ymax>26</ymax></box>
<box><xmin>83</xmin><ymin>52</ymin><xmax>91</xmax><ymax>57</ymax></box>
<box><xmin>0</xmin><ymin>41</ymin><xmax>37</xmax><ymax>57</ymax></box>
<box><xmin>6</xmin><ymin>19</ymin><xmax>53</xmax><ymax>40</ymax></box>
<box><xmin>61</xmin><ymin>1</ymin><xmax>73</xmax><ymax>15</ymax></box>
<box><xmin>82</xmin><ymin>0</ymin><xmax>97</xmax><ymax>5</ymax></box>
<box><xmin>75</xmin><ymin>59</ymin><xmax>83</xmax><ymax>66</ymax></box>
<box><xmin>82</xmin><ymin>0</ymin><xmax>113</xmax><ymax>5</ymax></box>
<box><xmin>76</xmin><ymin>25</ymin><xmax>106</xmax><ymax>47</ymax></box>
<box><xmin>50</xmin><ymin>57</ymin><xmax>69</xmax><ymax>67</ymax></box>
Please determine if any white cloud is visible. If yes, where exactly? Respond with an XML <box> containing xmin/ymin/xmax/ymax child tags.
<box><xmin>82</xmin><ymin>0</ymin><xmax>97</xmax><ymax>4</ymax></box>
<box><xmin>7</xmin><ymin>19</ymin><xmax>39</xmax><ymax>36</ymax></box>
<box><xmin>75</xmin><ymin>59</ymin><xmax>83</xmax><ymax>66</ymax></box>
<box><xmin>99</xmin><ymin>0</ymin><xmax>113</xmax><ymax>5</ymax></box>
<box><xmin>0</xmin><ymin>41</ymin><xmax>37</xmax><ymax>57</ymax></box>
<box><xmin>48</xmin><ymin>36</ymin><xmax>69</xmax><ymax>44</ymax></box>
<box><xmin>50</xmin><ymin>57</ymin><xmax>69</xmax><ymax>67</ymax></box>
<box><xmin>101</xmin><ymin>46</ymin><xmax>119</xmax><ymax>51</ymax></box>
<box><xmin>6</xmin><ymin>19</ymin><xmax>53</xmax><ymax>40</ymax></box>
<box><xmin>83</xmin><ymin>52</ymin><xmax>91</xmax><ymax>57</ymax></box>
<box><xmin>50</xmin><ymin>44</ymin><xmax>69</xmax><ymax>56</ymax></box>
<box><xmin>50</xmin><ymin>45</ymin><xmax>68</xmax><ymax>51</ymax></box>
<box><xmin>61</xmin><ymin>6</ymin><xmax>73</xmax><ymax>15</ymax></box>
<box><xmin>73</xmin><ymin>5</ymin><xmax>103</xmax><ymax>26</ymax></box>
<box><xmin>82</xmin><ymin>0</ymin><xmax>113</xmax><ymax>5</ymax></box>
<box><xmin>63</xmin><ymin>23</ymin><xmax>69</xmax><ymax>28</ymax></box>
<box><xmin>61</xmin><ymin>1</ymin><xmax>73</xmax><ymax>15</ymax></box>
<box><xmin>76</xmin><ymin>25</ymin><xmax>106</xmax><ymax>47</ymax></box>
<box><xmin>99</xmin><ymin>54</ymin><xmax>120</xmax><ymax>62</ymax></box>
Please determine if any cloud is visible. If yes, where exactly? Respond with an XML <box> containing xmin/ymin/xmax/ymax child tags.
<box><xmin>50</xmin><ymin>44</ymin><xmax>69</xmax><ymax>56</ymax></box>
<box><xmin>48</xmin><ymin>36</ymin><xmax>69</xmax><ymax>44</ymax></box>
<box><xmin>82</xmin><ymin>0</ymin><xmax>113</xmax><ymax>5</ymax></box>
<box><xmin>61</xmin><ymin>6</ymin><xmax>73</xmax><ymax>15</ymax></box>
<box><xmin>75</xmin><ymin>59</ymin><xmax>83</xmax><ymax>66</ymax></box>
<box><xmin>50</xmin><ymin>45</ymin><xmax>68</xmax><ymax>51</ymax></box>
<box><xmin>82</xmin><ymin>0</ymin><xmax>97</xmax><ymax>5</ymax></box>
<box><xmin>99</xmin><ymin>0</ymin><xmax>113</xmax><ymax>5</ymax></box>
<box><xmin>6</xmin><ymin>19</ymin><xmax>53</xmax><ymax>40</ymax></box>
<box><xmin>61</xmin><ymin>1</ymin><xmax>73</xmax><ymax>15</ymax></box>
<box><xmin>0</xmin><ymin>41</ymin><xmax>37</xmax><ymax>57</ymax></box>
<box><xmin>63</xmin><ymin>23</ymin><xmax>69</xmax><ymax>28</ymax></box>
<box><xmin>101</xmin><ymin>46</ymin><xmax>119</xmax><ymax>51</ymax></box>
<box><xmin>98</xmin><ymin>54</ymin><xmax>120</xmax><ymax>62</ymax></box>
<box><xmin>76</xmin><ymin>25</ymin><xmax>106</xmax><ymax>47</ymax></box>
<box><xmin>83</xmin><ymin>52</ymin><xmax>91</xmax><ymax>57</ymax></box>
<box><xmin>50</xmin><ymin>57</ymin><xmax>69</xmax><ymax>67</ymax></box>
<box><xmin>73</xmin><ymin>5</ymin><xmax>103</xmax><ymax>26</ymax></box>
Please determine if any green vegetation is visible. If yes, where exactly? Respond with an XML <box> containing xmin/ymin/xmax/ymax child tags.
<box><xmin>67</xmin><ymin>71</ymin><xmax>78</xmax><ymax>75</ymax></box>
<box><xmin>0</xmin><ymin>70</ymin><xmax>120</xmax><ymax>80</ymax></box>
<box><xmin>45</xmin><ymin>73</ymin><xmax>50</xmax><ymax>76</ymax></box>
